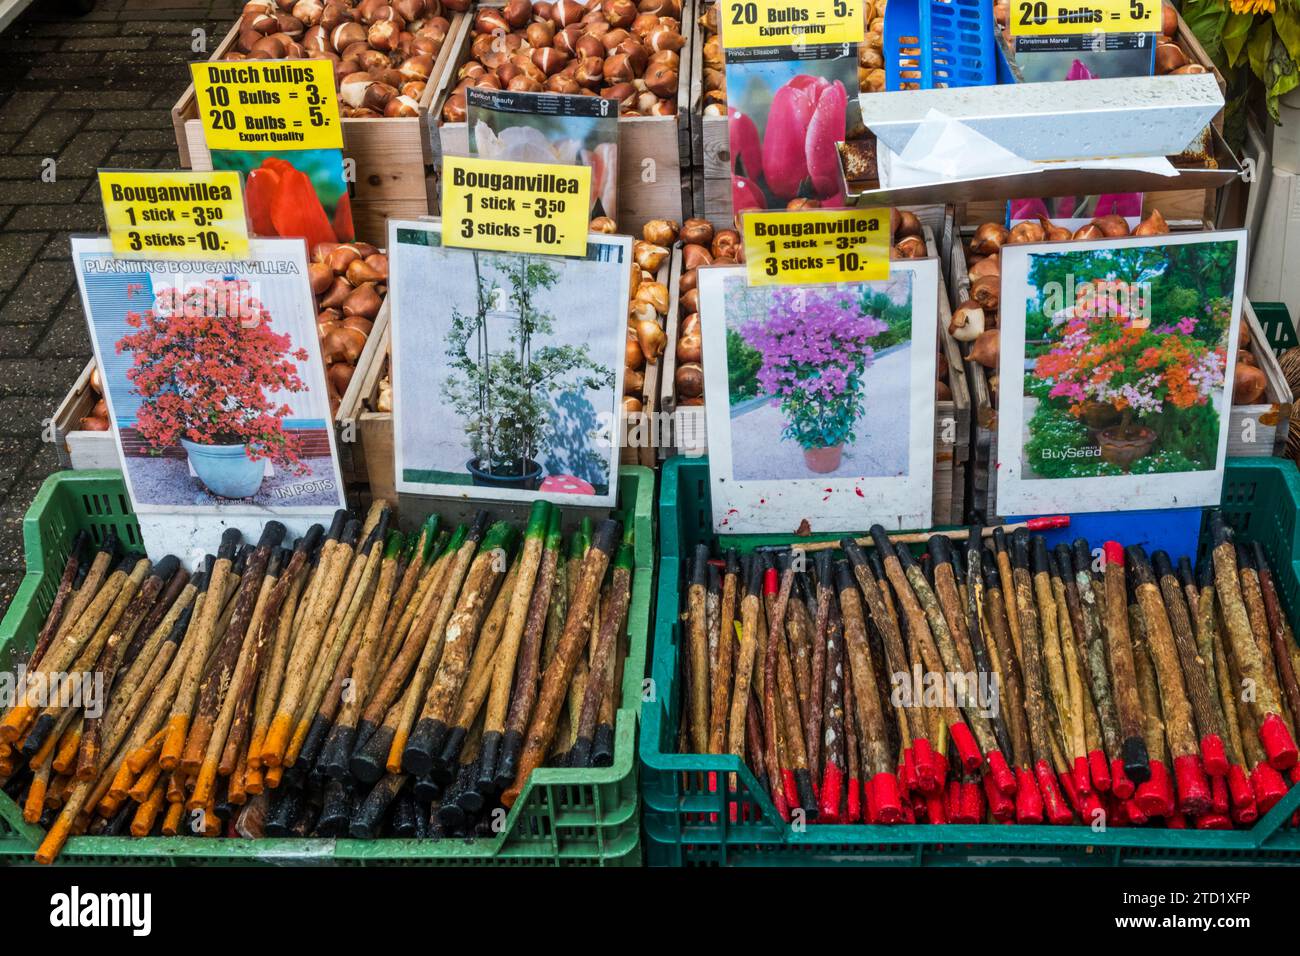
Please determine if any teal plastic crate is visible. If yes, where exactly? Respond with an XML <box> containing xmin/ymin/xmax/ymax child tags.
<box><xmin>640</xmin><ymin>456</ymin><xmax>1300</xmax><ymax>866</ymax></box>
<box><xmin>0</xmin><ymin>467</ymin><xmax>654</xmax><ymax>866</ymax></box>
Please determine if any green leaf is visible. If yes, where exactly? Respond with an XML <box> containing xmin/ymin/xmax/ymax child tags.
<box><xmin>1182</xmin><ymin>0</ymin><xmax>1230</xmax><ymax>67</ymax></box>
<box><xmin>1223</xmin><ymin>12</ymin><xmax>1256</xmax><ymax>66</ymax></box>
<box><xmin>1274</xmin><ymin>3</ymin><xmax>1300</xmax><ymax>63</ymax></box>
<box><xmin>1266</xmin><ymin>33</ymin><xmax>1300</xmax><ymax>121</ymax></box>
<box><xmin>1248</xmin><ymin>17</ymin><xmax>1275</xmax><ymax>80</ymax></box>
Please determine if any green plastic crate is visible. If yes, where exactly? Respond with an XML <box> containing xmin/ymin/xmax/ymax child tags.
<box><xmin>0</xmin><ymin>466</ymin><xmax>655</xmax><ymax>866</ymax></box>
<box><xmin>640</xmin><ymin>456</ymin><xmax>1300</xmax><ymax>866</ymax></box>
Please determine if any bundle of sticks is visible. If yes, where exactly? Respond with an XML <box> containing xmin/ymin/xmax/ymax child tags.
<box><xmin>0</xmin><ymin>499</ymin><xmax>635</xmax><ymax>862</ymax></box>
<box><xmin>677</xmin><ymin>516</ymin><xmax>1300</xmax><ymax>828</ymax></box>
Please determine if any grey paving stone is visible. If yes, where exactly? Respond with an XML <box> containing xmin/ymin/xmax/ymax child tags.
<box><xmin>4</xmin><ymin>203</ymin><xmax>104</xmax><ymax>232</ymax></box>
<box><xmin>0</xmin><ymin>92</ymin><xmax>54</xmax><ymax>133</ymax></box>
<box><xmin>0</xmin><ymin>232</ymin><xmax>47</xmax><ymax>291</ymax></box>
<box><xmin>0</xmin><ymin>357</ymin><xmax>87</xmax><ymax>400</ymax></box>
<box><xmin>0</xmin><ymin>260</ymin><xmax>77</xmax><ymax>325</ymax></box>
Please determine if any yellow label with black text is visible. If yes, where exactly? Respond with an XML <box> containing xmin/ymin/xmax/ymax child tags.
<box><xmin>100</xmin><ymin>170</ymin><xmax>249</xmax><ymax>260</ymax></box>
<box><xmin>743</xmin><ymin>208</ymin><xmax>889</xmax><ymax>286</ymax></box>
<box><xmin>190</xmin><ymin>60</ymin><xmax>343</xmax><ymax>151</ymax></box>
<box><xmin>442</xmin><ymin>156</ymin><xmax>590</xmax><ymax>258</ymax></box>
<box><xmin>722</xmin><ymin>0</ymin><xmax>864</xmax><ymax>48</ymax></box>
<box><xmin>1008</xmin><ymin>0</ymin><xmax>1158</xmax><ymax>35</ymax></box>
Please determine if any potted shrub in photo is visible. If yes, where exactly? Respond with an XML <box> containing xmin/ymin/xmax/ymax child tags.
<box><xmin>740</xmin><ymin>286</ymin><xmax>888</xmax><ymax>474</ymax></box>
<box><xmin>445</xmin><ymin>254</ymin><xmax>613</xmax><ymax>490</ymax></box>
<box><xmin>117</xmin><ymin>278</ymin><xmax>311</xmax><ymax>499</ymax></box>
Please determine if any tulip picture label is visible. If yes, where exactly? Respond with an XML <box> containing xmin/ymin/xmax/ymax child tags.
<box><xmin>442</xmin><ymin>156</ymin><xmax>591</xmax><ymax>258</ymax></box>
<box><xmin>722</xmin><ymin>0</ymin><xmax>864</xmax><ymax>47</ymax></box>
<box><xmin>190</xmin><ymin>60</ymin><xmax>343</xmax><ymax>153</ymax></box>
<box><xmin>1009</xmin><ymin>0</ymin><xmax>1159</xmax><ymax>35</ymax></box>
<box><xmin>99</xmin><ymin>170</ymin><xmax>249</xmax><ymax>261</ymax></box>
<box><xmin>742</xmin><ymin>209</ymin><xmax>889</xmax><ymax>286</ymax></box>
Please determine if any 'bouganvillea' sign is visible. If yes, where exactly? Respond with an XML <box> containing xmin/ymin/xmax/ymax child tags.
<box><xmin>117</xmin><ymin>277</ymin><xmax>311</xmax><ymax>474</ymax></box>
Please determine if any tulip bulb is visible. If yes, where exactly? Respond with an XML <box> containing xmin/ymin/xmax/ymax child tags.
<box><xmin>950</xmin><ymin>299</ymin><xmax>985</xmax><ymax>342</ymax></box>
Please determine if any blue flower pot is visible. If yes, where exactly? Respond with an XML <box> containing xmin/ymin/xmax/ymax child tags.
<box><xmin>181</xmin><ymin>439</ymin><xmax>266</xmax><ymax>499</ymax></box>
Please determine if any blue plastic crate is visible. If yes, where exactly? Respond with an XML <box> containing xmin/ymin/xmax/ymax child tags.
<box><xmin>884</xmin><ymin>0</ymin><xmax>997</xmax><ymax>90</ymax></box>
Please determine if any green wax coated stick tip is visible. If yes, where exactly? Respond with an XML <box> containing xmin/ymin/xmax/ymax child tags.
<box><xmin>384</xmin><ymin>531</ymin><xmax>404</xmax><ymax>558</ymax></box>
<box><xmin>525</xmin><ymin>501</ymin><xmax>551</xmax><ymax>540</ymax></box>
<box><xmin>481</xmin><ymin>521</ymin><xmax>518</xmax><ymax>554</ymax></box>
<box><xmin>613</xmin><ymin>541</ymin><xmax>635</xmax><ymax>571</ymax></box>
<box><xmin>444</xmin><ymin>525</ymin><xmax>468</xmax><ymax>556</ymax></box>
<box><xmin>545</xmin><ymin>508</ymin><xmax>563</xmax><ymax>549</ymax></box>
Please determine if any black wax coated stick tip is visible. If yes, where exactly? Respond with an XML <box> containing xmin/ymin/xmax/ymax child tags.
<box><xmin>952</xmin><ymin>549</ymin><xmax>966</xmax><ymax>582</ymax></box>
<box><xmin>980</xmin><ymin>559</ymin><xmax>1000</xmax><ymax>592</ymax></box>
<box><xmin>707</xmin><ymin>562</ymin><xmax>721</xmax><ymax>593</ymax></box>
<box><xmin>928</xmin><ymin>533</ymin><xmax>954</xmax><ymax>567</ymax></box>
<box><xmin>413</xmin><ymin>775</ymin><xmax>442</xmax><ymax>803</ymax></box>
<box><xmin>327</xmin><ymin>509</ymin><xmax>350</xmax><ymax>541</ymax></box>
<box><xmin>105</xmin><ymin>804</ymin><xmax>133</xmax><ymax>837</ymax></box>
<box><xmin>218</xmin><ymin>527</ymin><xmax>242</xmax><ymax>560</ymax></box>
<box><xmin>1236</xmin><ymin>543</ymin><xmax>1254</xmax><ymax>571</ymax></box>
<box><xmin>867</xmin><ymin>550</ymin><xmax>886</xmax><ymax>583</ymax></box>
<box><xmin>868</xmin><ymin>525</ymin><xmax>896</xmax><ymax>558</ymax></box>
<box><xmin>454</xmin><ymin>762</ymin><xmax>486</xmax><ymax>814</ymax></box>
<box><xmin>1012</xmin><ymin>528</ymin><xmax>1030</xmax><ymax>569</ymax></box>
<box><xmin>341</xmin><ymin>519</ymin><xmax>363</xmax><ymax>549</ymax></box>
<box><xmin>966</xmin><ymin>524</ymin><xmax>984</xmax><ymax>558</ymax></box>
<box><xmin>743</xmin><ymin>554</ymin><xmax>763</xmax><ymax>597</ymax></box>
<box><xmin>232</xmin><ymin>544</ymin><xmax>253</xmax><ymax>576</ymax></box>
<box><xmin>1209</xmin><ymin>510</ymin><xmax>1232</xmax><ymax>548</ymax></box>
<box><xmin>840</xmin><ymin>537</ymin><xmax>868</xmax><ymax>568</ymax></box>
<box><xmin>1054</xmin><ymin>542</ymin><xmax>1074</xmax><ymax>579</ymax></box>
<box><xmin>436</xmin><ymin>800</ymin><xmax>466</xmax><ymax>830</ymax></box>
<box><xmin>200</xmin><ymin>554</ymin><xmax>215</xmax><ymax>585</ymax></box>
<box><xmin>298</xmin><ymin>713</ymin><xmax>332</xmax><ymax>770</ymax></box>
<box><xmin>591</xmin><ymin>518</ymin><xmax>622</xmax><ymax>555</ymax></box>
<box><xmin>833</xmin><ymin>559</ymin><xmax>856</xmax><ymax>593</ymax></box>
<box><xmin>349</xmin><ymin>775</ymin><xmax>404</xmax><ymax>839</ymax></box>
<box><xmin>349</xmin><ymin>726</ymin><xmax>394</xmax><ymax>785</ymax></box>
<box><xmin>297</xmin><ymin>523</ymin><xmax>324</xmax><ymax>554</ymax></box>
<box><xmin>993</xmin><ymin>526</ymin><xmax>1009</xmax><ymax>554</ymax></box>
<box><xmin>1177</xmin><ymin>555</ymin><xmax>1196</xmax><ymax>589</ymax></box>
<box><xmin>317</xmin><ymin>724</ymin><xmax>357</xmax><ymax>781</ymax></box>
<box><xmin>1122</xmin><ymin>736</ymin><xmax>1152</xmax><ymax>784</ymax></box>
<box><xmin>795</xmin><ymin>769</ymin><xmax>817</xmax><ymax>819</ymax></box>
<box><xmin>401</xmin><ymin>717</ymin><xmax>446</xmax><ymax>777</ymax></box>
<box><xmin>1030</xmin><ymin>535</ymin><xmax>1052</xmax><ymax>577</ymax></box>
<box><xmin>392</xmin><ymin>793</ymin><xmax>418</xmax><ymax>837</ymax></box>
<box><xmin>468</xmin><ymin>510</ymin><xmax>490</xmax><ymax>542</ymax></box>
<box><xmin>493</xmin><ymin>729</ymin><xmax>523</xmax><ymax>791</ymax></box>
<box><xmin>429</xmin><ymin>759</ymin><xmax>455</xmax><ymax>787</ymax></box>
<box><xmin>725</xmin><ymin>548</ymin><xmax>741</xmax><ymax>575</ymax></box>
<box><xmin>1071</xmin><ymin>538</ymin><xmax>1093</xmax><ymax>575</ymax></box>
<box><xmin>20</xmin><ymin>714</ymin><xmax>55</xmax><ymax>757</ymax></box>
<box><xmin>213</xmin><ymin>796</ymin><xmax>234</xmax><ymax>824</ymax></box>
<box><xmin>568</xmin><ymin>736</ymin><xmax>594</xmax><ymax>768</ymax></box>
<box><xmin>814</xmin><ymin>547</ymin><xmax>835</xmax><ymax>584</ymax></box>
<box><xmin>282</xmin><ymin>763</ymin><xmax>308</xmax><ymax>790</ymax></box>
<box><xmin>265</xmin><ymin>783</ymin><xmax>304</xmax><ymax>836</ymax></box>
<box><xmin>775</xmin><ymin>549</ymin><xmax>793</xmax><ymax>575</ymax></box>
<box><xmin>1253</xmin><ymin>541</ymin><xmax>1271</xmax><ymax>575</ymax></box>
<box><xmin>352</xmin><ymin>717</ymin><xmax>378</xmax><ymax>756</ymax></box>
<box><xmin>759</xmin><ymin>550</ymin><xmax>775</xmax><ymax>574</ymax></box>
<box><xmin>439</xmin><ymin>725</ymin><xmax>469</xmax><ymax>771</ymax></box>
<box><xmin>166</xmin><ymin>605</ymin><xmax>194</xmax><ymax>645</ymax></box>
<box><xmin>795</xmin><ymin>572</ymin><xmax>816</xmax><ymax>608</ymax></box>
<box><xmin>152</xmin><ymin>554</ymin><xmax>181</xmax><ymax>583</ymax></box>
<box><xmin>893</xmin><ymin>542</ymin><xmax>918</xmax><ymax>572</ymax></box>
<box><xmin>592</xmin><ymin>723</ymin><xmax>615</xmax><ymax>767</ymax></box>
<box><xmin>266</xmin><ymin>548</ymin><xmax>286</xmax><ymax>579</ymax></box>
<box><xmin>258</xmin><ymin>521</ymin><xmax>287</xmax><ymax>551</ymax></box>
<box><xmin>100</xmin><ymin>530</ymin><xmax>121</xmax><ymax>557</ymax></box>
<box><xmin>1151</xmin><ymin>550</ymin><xmax>1176</xmax><ymax>582</ymax></box>
<box><xmin>476</xmin><ymin>730</ymin><xmax>501</xmax><ymax>791</ymax></box>
<box><xmin>116</xmin><ymin>552</ymin><xmax>138</xmax><ymax>574</ymax></box>
<box><xmin>415</xmin><ymin>804</ymin><xmax>430</xmax><ymax>839</ymax></box>
<box><xmin>691</xmin><ymin>543</ymin><xmax>709</xmax><ymax>587</ymax></box>
<box><xmin>317</xmin><ymin>778</ymin><xmax>352</xmax><ymax>836</ymax></box>
<box><xmin>1124</xmin><ymin>547</ymin><xmax>1158</xmax><ymax>588</ymax></box>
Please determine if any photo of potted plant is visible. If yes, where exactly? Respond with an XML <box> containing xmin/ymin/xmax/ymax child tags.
<box><xmin>116</xmin><ymin>278</ymin><xmax>312</xmax><ymax>500</ymax></box>
<box><xmin>444</xmin><ymin>253</ymin><xmax>614</xmax><ymax>491</ymax></box>
<box><xmin>736</xmin><ymin>284</ymin><xmax>892</xmax><ymax>474</ymax></box>
<box><xmin>1022</xmin><ymin>241</ymin><xmax>1234</xmax><ymax>477</ymax></box>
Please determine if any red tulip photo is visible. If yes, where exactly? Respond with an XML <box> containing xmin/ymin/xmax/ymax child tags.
<box><xmin>242</xmin><ymin>155</ymin><xmax>355</xmax><ymax>249</ymax></box>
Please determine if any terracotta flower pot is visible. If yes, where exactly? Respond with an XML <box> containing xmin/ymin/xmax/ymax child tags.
<box><xmin>1078</xmin><ymin>401</ymin><xmax>1121</xmax><ymax>430</ymax></box>
<box><xmin>1097</xmin><ymin>424</ymin><xmax>1157</xmax><ymax>471</ymax></box>
<box><xmin>802</xmin><ymin>443</ymin><xmax>844</xmax><ymax>473</ymax></box>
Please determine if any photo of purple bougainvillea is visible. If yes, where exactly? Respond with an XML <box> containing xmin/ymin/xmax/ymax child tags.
<box><xmin>723</xmin><ymin>273</ymin><xmax>913</xmax><ymax>478</ymax></box>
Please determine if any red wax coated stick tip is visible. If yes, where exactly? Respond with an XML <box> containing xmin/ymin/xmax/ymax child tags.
<box><xmin>1210</xmin><ymin>772</ymin><xmax>1229</xmax><ymax>815</ymax></box>
<box><xmin>913</xmin><ymin>738</ymin><xmax>938</xmax><ymax>792</ymax></box>
<box><xmin>846</xmin><ymin>776</ymin><xmax>862</xmax><ymax>823</ymax></box>
<box><xmin>763</xmin><ymin>567</ymin><xmax>778</xmax><ymax>595</ymax></box>
<box><xmin>925</xmin><ymin>790</ymin><xmax>946</xmax><ymax>824</ymax></box>
<box><xmin>929</xmin><ymin>748</ymin><xmax>949</xmax><ymax>792</ymax></box>
<box><xmin>1232</xmin><ymin>799</ymin><xmax>1259</xmax><ymax>826</ymax></box>
<box><xmin>864</xmin><ymin>775</ymin><xmax>879</xmax><ymax>824</ymax></box>
<box><xmin>950</xmin><ymin>722</ymin><xmax>982</xmax><ymax>771</ymax></box>
<box><xmin>945</xmin><ymin>779</ymin><xmax>962</xmax><ymax>820</ymax></box>
<box><xmin>901</xmin><ymin>747</ymin><xmax>918</xmax><ymax>796</ymax></box>
<box><xmin>1136</xmin><ymin>759</ymin><xmax>1174</xmax><ymax>817</ymax></box>
<box><xmin>1015</xmin><ymin>767</ymin><xmax>1044</xmax><ymax>824</ymax></box>
<box><xmin>1200</xmin><ymin>734</ymin><xmax>1229</xmax><ymax>778</ymax></box>
<box><xmin>986</xmin><ymin>749</ymin><xmax>1016</xmax><ymax>796</ymax></box>
<box><xmin>729</xmin><ymin>801</ymin><xmax>738</xmax><ymax>823</ymax></box>
<box><xmin>1072</xmin><ymin>756</ymin><xmax>1093</xmax><ymax>797</ymax></box>
<box><xmin>1125</xmin><ymin>799</ymin><xmax>1149</xmax><ymax>825</ymax></box>
<box><xmin>818</xmin><ymin>762</ymin><xmax>843</xmax><ymax>822</ymax></box>
<box><xmin>874</xmin><ymin>772</ymin><xmax>902</xmax><ymax>824</ymax></box>
<box><xmin>1165</xmin><ymin>811</ymin><xmax>1187</xmax><ymax>829</ymax></box>
<box><xmin>1194</xmin><ymin>813</ymin><xmax>1232</xmax><ymax>830</ymax></box>
<box><xmin>1251</xmin><ymin>762</ymin><xmax>1288</xmax><ymax>814</ymax></box>
<box><xmin>1173</xmin><ymin>754</ymin><xmax>1212</xmax><ymax>816</ymax></box>
<box><xmin>1111</xmin><ymin>758</ymin><xmax>1135</xmax><ymax>799</ymax></box>
<box><xmin>781</xmin><ymin>768</ymin><xmax>799</xmax><ymax>810</ymax></box>
<box><xmin>1227</xmin><ymin>764</ymin><xmax>1254</xmax><ymax>811</ymax></box>
<box><xmin>1103</xmin><ymin>541</ymin><xmax>1124</xmax><ymax>566</ymax></box>
<box><xmin>1080</xmin><ymin>790</ymin><xmax>1104</xmax><ymax>824</ymax></box>
<box><xmin>1089</xmin><ymin>749</ymin><xmax>1111</xmax><ymax>793</ymax></box>
<box><xmin>1026</xmin><ymin>515</ymin><xmax>1070</xmax><ymax>530</ymax></box>
<box><xmin>984</xmin><ymin>771</ymin><xmax>1015</xmax><ymax>821</ymax></box>
<box><xmin>1059</xmin><ymin>771</ymin><xmax>1082</xmax><ymax>814</ymax></box>
<box><xmin>1293</xmin><ymin>765</ymin><xmax>1300</xmax><ymax>783</ymax></box>
<box><xmin>899</xmin><ymin>800</ymin><xmax>915</xmax><ymax>824</ymax></box>
<box><xmin>959</xmin><ymin>779</ymin><xmax>983</xmax><ymax>824</ymax></box>
<box><xmin>707</xmin><ymin>771</ymin><xmax>718</xmax><ymax>794</ymax></box>
<box><xmin>1036</xmin><ymin>760</ymin><xmax>1073</xmax><ymax>825</ymax></box>
<box><xmin>1259</xmin><ymin>713</ymin><xmax>1299</xmax><ymax>770</ymax></box>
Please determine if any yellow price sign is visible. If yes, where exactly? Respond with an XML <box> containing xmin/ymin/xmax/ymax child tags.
<box><xmin>742</xmin><ymin>208</ymin><xmax>889</xmax><ymax>286</ymax></box>
<box><xmin>190</xmin><ymin>59</ymin><xmax>342</xmax><ymax>152</ymax></box>
<box><xmin>442</xmin><ymin>156</ymin><xmax>590</xmax><ymax>258</ymax></box>
<box><xmin>722</xmin><ymin>0</ymin><xmax>864</xmax><ymax>48</ymax></box>
<box><xmin>99</xmin><ymin>170</ymin><xmax>249</xmax><ymax>260</ymax></box>
<box><xmin>1008</xmin><ymin>0</ymin><xmax>1158</xmax><ymax>35</ymax></box>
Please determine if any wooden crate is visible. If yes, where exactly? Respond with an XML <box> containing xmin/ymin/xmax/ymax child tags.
<box><xmin>948</xmin><ymin>218</ymin><xmax>1290</xmax><ymax>523</ymax></box>
<box><xmin>433</xmin><ymin>5</ymin><xmax>692</xmax><ymax>236</ymax></box>
<box><xmin>659</xmin><ymin>213</ymin><xmax>971</xmax><ymax>525</ymax></box>
<box><xmin>170</xmin><ymin>15</ymin><xmax>465</xmax><ymax>247</ymax></box>
<box><xmin>52</xmin><ymin>360</ymin><xmax>120</xmax><ymax>472</ymax></box>
<box><xmin>336</xmin><ymin>296</ymin><xmax>393</xmax><ymax>499</ymax></box>
<box><xmin>621</xmin><ymin>251</ymin><xmax>676</xmax><ymax>468</ymax></box>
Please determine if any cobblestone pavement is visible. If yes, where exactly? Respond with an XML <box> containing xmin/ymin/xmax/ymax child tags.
<box><xmin>0</xmin><ymin>0</ymin><xmax>236</xmax><ymax>608</ymax></box>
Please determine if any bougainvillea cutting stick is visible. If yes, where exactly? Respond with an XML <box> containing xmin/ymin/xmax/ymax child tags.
<box><xmin>1209</xmin><ymin>514</ymin><xmax>1299</xmax><ymax>772</ymax></box>
<box><xmin>726</xmin><ymin>557</ymin><xmax>764</xmax><ymax>793</ymax></box>
<box><xmin>1100</xmin><ymin>542</ymin><xmax>1153</xmax><ymax>787</ymax></box>
<box><xmin>978</xmin><ymin>559</ymin><xmax>1036</xmax><ymax>817</ymax></box>
<box><xmin>1252</xmin><ymin>543</ymin><xmax>1300</xmax><ymax>771</ymax></box>
<box><xmin>686</xmin><ymin>544</ymin><xmax>711</xmax><ymax>756</ymax></box>
<box><xmin>710</xmin><ymin>549</ymin><xmax>741</xmax><ymax>759</ymax></box>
